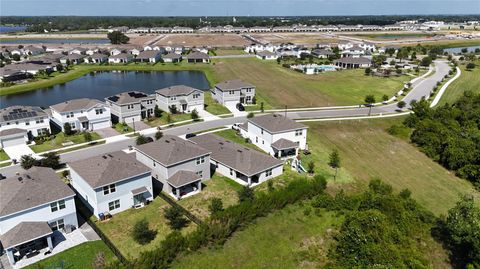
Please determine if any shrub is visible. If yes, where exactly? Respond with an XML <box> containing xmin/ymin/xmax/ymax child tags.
<box><xmin>154</xmin><ymin>105</ymin><xmax>163</xmax><ymax>118</ymax></box>
<box><xmin>164</xmin><ymin>206</ymin><xmax>190</xmax><ymax>230</ymax></box>
<box><xmin>20</xmin><ymin>155</ymin><xmax>37</xmax><ymax>169</ymax></box>
<box><xmin>466</xmin><ymin>62</ymin><xmax>476</xmax><ymax>70</ymax></box>
<box><xmin>132</xmin><ymin>219</ymin><xmax>156</xmax><ymax>245</ymax></box>
<box><xmin>247</xmin><ymin>112</ymin><xmax>254</xmax><ymax>118</ymax></box>
<box><xmin>237</xmin><ymin>185</ymin><xmax>254</xmax><ymax>202</ymax></box>
<box><xmin>191</xmin><ymin>109</ymin><xmax>199</xmax><ymax>121</ymax></box>
<box><xmin>169</xmin><ymin>105</ymin><xmax>178</xmax><ymax>114</ymax></box>
<box><xmin>307</xmin><ymin>161</ymin><xmax>315</xmax><ymax>174</ymax></box>
<box><xmin>155</xmin><ymin>131</ymin><xmax>163</xmax><ymax>140</ymax></box>
<box><xmin>136</xmin><ymin>135</ymin><xmax>152</xmax><ymax>145</ymax></box>
<box><xmin>208</xmin><ymin>198</ymin><xmax>224</xmax><ymax>215</ymax></box>
<box><xmin>63</xmin><ymin>123</ymin><xmax>73</xmax><ymax>136</ymax></box>
<box><xmin>39</xmin><ymin>152</ymin><xmax>61</xmax><ymax>169</ymax></box>
<box><xmin>83</xmin><ymin>132</ymin><xmax>93</xmax><ymax>142</ymax></box>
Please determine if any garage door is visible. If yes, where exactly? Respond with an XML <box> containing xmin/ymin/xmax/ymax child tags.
<box><xmin>1</xmin><ymin>136</ymin><xmax>26</xmax><ymax>148</ymax></box>
<box><xmin>123</xmin><ymin>115</ymin><xmax>141</xmax><ymax>124</ymax></box>
<box><xmin>90</xmin><ymin>120</ymin><xmax>111</xmax><ymax>131</ymax></box>
<box><xmin>188</xmin><ymin>104</ymin><xmax>204</xmax><ymax>112</ymax></box>
<box><xmin>224</xmin><ymin>101</ymin><xmax>238</xmax><ymax>107</ymax></box>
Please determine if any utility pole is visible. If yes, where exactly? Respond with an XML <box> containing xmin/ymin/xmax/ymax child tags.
<box><xmin>285</xmin><ymin>105</ymin><xmax>287</xmax><ymax>117</ymax></box>
<box><xmin>132</xmin><ymin>118</ymin><xmax>136</xmax><ymax>134</ymax></box>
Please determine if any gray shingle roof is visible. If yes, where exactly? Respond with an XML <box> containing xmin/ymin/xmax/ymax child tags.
<box><xmin>190</xmin><ymin>134</ymin><xmax>283</xmax><ymax>177</ymax></box>
<box><xmin>167</xmin><ymin>170</ymin><xmax>201</xmax><ymax>188</ymax></box>
<box><xmin>334</xmin><ymin>56</ymin><xmax>371</xmax><ymax>65</ymax></box>
<box><xmin>63</xmin><ymin>54</ymin><xmax>85</xmax><ymax>60</ymax></box>
<box><xmin>136</xmin><ymin>50</ymin><xmax>161</xmax><ymax>59</ymax></box>
<box><xmin>51</xmin><ymin>98</ymin><xmax>104</xmax><ymax>113</ymax></box>
<box><xmin>0</xmin><ymin>222</ymin><xmax>52</xmax><ymax>249</ymax></box>
<box><xmin>163</xmin><ymin>52</ymin><xmax>182</xmax><ymax>59</ymax></box>
<box><xmin>257</xmin><ymin>51</ymin><xmax>276</xmax><ymax>57</ymax></box>
<box><xmin>106</xmin><ymin>91</ymin><xmax>154</xmax><ymax>105</ymax></box>
<box><xmin>68</xmin><ymin>151</ymin><xmax>150</xmax><ymax>189</ymax></box>
<box><xmin>135</xmin><ymin>135</ymin><xmax>210</xmax><ymax>167</ymax></box>
<box><xmin>248</xmin><ymin>114</ymin><xmax>307</xmax><ymax>134</ymax></box>
<box><xmin>156</xmin><ymin>85</ymin><xmax>200</xmax><ymax>97</ymax></box>
<box><xmin>271</xmin><ymin>138</ymin><xmax>299</xmax><ymax>150</ymax></box>
<box><xmin>215</xmin><ymin>79</ymin><xmax>254</xmax><ymax>91</ymax></box>
<box><xmin>0</xmin><ymin>128</ymin><xmax>26</xmax><ymax>137</ymax></box>
<box><xmin>0</xmin><ymin>106</ymin><xmax>47</xmax><ymax>123</ymax></box>
<box><xmin>0</xmin><ymin>167</ymin><xmax>75</xmax><ymax>217</ymax></box>
<box><xmin>186</xmin><ymin>51</ymin><xmax>209</xmax><ymax>60</ymax></box>
<box><xmin>312</xmin><ymin>49</ymin><xmax>335</xmax><ymax>56</ymax></box>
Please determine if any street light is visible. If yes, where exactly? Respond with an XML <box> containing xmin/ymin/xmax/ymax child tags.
<box><xmin>132</xmin><ymin>118</ymin><xmax>136</xmax><ymax>134</ymax></box>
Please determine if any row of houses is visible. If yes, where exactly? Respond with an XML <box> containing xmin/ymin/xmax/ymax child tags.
<box><xmin>0</xmin><ymin>79</ymin><xmax>257</xmax><ymax>148</ymax></box>
<box><xmin>0</xmin><ymin>113</ymin><xmax>308</xmax><ymax>266</ymax></box>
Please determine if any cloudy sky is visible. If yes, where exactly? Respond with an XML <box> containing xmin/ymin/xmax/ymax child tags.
<box><xmin>1</xmin><ymin>0</ymin><xmax>479</xmax><ymax>16</ymax></box>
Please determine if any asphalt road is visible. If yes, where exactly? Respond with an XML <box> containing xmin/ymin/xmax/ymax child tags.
<box><xmin>0</xmin><ymin>61</ymin><xmax>450</xmax><ymax>178</ymax></box>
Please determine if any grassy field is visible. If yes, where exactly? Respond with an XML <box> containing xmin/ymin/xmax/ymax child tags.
<box><xmin>304</xmin><ymin>118</ymin><xmax>480</xmax><ymax>215</ymax></box>
<box><xmin>24</xmin><ymin>241</ymin><xmax>117</xmax><ymax>269</ymax></box>
<box><xmin>93</xmin><ymin>197</ymin><xmax>196</xmax><ymax>260</ymax></box>
<box><xmin>171</xmin><ymin>206</ymin><xmax>342</xmax><ymax>269</ymax></box>
<box><xmin>210</xmin><ymin>58</ymin><xmax>408</xmax><ymax>107</ymax></box>
<box><xmin>0</xmin><ymin>149</ymin><xmax>9</xmax><ymax>161</ymax></box>
<box><xmin>438</xmin><ymin>60</ymin><xmax>480</xmax><ymax>106</ymax></box>
<box><xmin>30</xmin><ymin>132</ymin><xmax>102</xmax><ymax>153</ymax></box>
<box><xmin>144</xmin><ymin>113</ymin><xmax>193</xmax><ymax>127</ymax></box>
<box><xmin>113</xmin><ymin>123</ymin><xmax>133</xmax><ymax>133</ymax></box>
<box><xmin>177</xmin><ymin>174</ymin><xmax>242</xmax><ymax>220</ymax></box>
<box><xmin>204</xmin><ymin>92</ymin><xmax>231</xmax><ymax>115</ymax></box>
<box><xmin>211</xmin><ymin>48</ymin><xmax>246</xmax><ymax>56</ymax></box>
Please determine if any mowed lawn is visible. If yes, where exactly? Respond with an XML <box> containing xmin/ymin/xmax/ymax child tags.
<box><xmin>210</xmin><ymin>58</ymin><xmax>408</xmax><ymax>107</ymax></box>
<box><xmin>171</xmin><ymin>206</ymin><xmax>342</xmax><ymax>269</ymax></box>
<box><xmin>438</xmin><ymin>60</ymin><xmax>480</xmax><ymax>106</ymax></box>
<box><xmin>305</xmin><ymin>118</ymin><xmax>480</xmax><ymax>215</ymax></box>
<box><xmin>24</xmin><ymin>241</ymin><xmax>116</xmax><ymax>269</ymax></box>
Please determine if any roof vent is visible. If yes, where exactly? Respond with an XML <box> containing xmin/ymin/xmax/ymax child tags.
<box><xmin>165</xmin><ymin>140</ymin><xmax>170</xmax><ymax>143</ymax></box>
<box><xmin>237</xmin><ymin>149</ymin><xmax>242</xmax><ymax>153</ymax></box>
<box><xmin>102</xmin><ymin>155</ymin><xmax>107</xmax><ymax>159</ymax></box>
<box><xmin>107</xmin><ymin>154</ymin><xmax>113</xmax><ymax>158</ymax></box>
<box><xmin>17</xmin><ymin>177</ymin><xmax>23</xmax><ymax>182</ymax></box>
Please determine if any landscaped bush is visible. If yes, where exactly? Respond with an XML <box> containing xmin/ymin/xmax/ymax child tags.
<box><xmin>132</xmin><ymin>219</ymin><xmax>156</xmax><ymax>245</ymax></box>
<box><xmin>164</xmin><ymin>206</ymin><xmax>190</xmax><ymax>230</ymax></box>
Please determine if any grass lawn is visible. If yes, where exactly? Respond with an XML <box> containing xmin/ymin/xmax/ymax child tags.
<box><xmin>30</xmin><ymin>132</ymin><xmax>102</xmax><ymax>153</ymax></box>
<box><xmin>438</xmin><ymin>60</ymin><xmax>480</xmax><ymax>106</ymax></box>
<box><xmin>24</xmin><ymin>241</ymin><xmax>117</xmax><ymax>269</ymax></box>
<box><xmin>0</xmin><ymin>149</ymin><xmax>10</xmax><ymax>161</ymax></box>
<box><xmin>204</xmin><ymin>92</ymin><xmax>231</xmax><ymax>115</ymax></box>
<box><xmin>0</xmin><ymin>162</ymin><xmax>12</xmax><ymax>168</ymax></box>
<box><xmin>214</xmin><ymin>129</ymin><xmax>263</xmax><ymax>152</ymax></box>
<box><xmin>212</xmin><ymin>49</ymin><xmax>246</xmax><ymax>56</ymax></box>
<box><xmin>144</xmin><ymin>113</ymin><xmax>193</xmax><ymax>127</ymax></box>
<box><xmin>304</xmin><ymin>118</ymin><xmax>480</xmax><ymax>215</ymax></box>
<box><xmin>210</xmin><ymin>58</ymin><xmax>408</xmax><ymax>108</ymax></box>
<box><xmin>177</xmin><ymin>174</ymin><xmax>243</xmax><ymax>220</ymax></box>
<box><xmin>171</xmin><ymin>205</ymin><xmax>342</xmax><ymax>269</ymax></box>
<box><xmin>93</xmin><ymin>197</ymin><xmax>196</xmax><ymax>260</ymax></box>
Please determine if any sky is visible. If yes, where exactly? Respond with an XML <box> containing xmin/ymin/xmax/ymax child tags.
<box><xmin>1</xmin><ymin>0</ymin><xmax>479</xmax><ymax>16</ymax></box>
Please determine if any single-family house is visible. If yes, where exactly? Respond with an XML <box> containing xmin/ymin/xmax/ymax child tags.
<box><xmin>85</xmin><ymin>48</ymin><xmax>99</xmax><ymax>56</ymax></box>
<box><xmin>211</xmin><ymin>79</ymin><xmax>255</xmax><ymax>106</ymax></box>
<box><xmin>334</xmin><ymin>56</ymin><xmax>372</xmax><ymax>69</ymax></box>
<box><xmin>69</xmin><ymin>151</ymin><xmax>153</xmax><ymax>219</ymax></box>
<box><xmin>155</xmin><ymin>85</ymin><xmax>204</xmax><ymax>113</ymax></box>
<box><xmin>256</xmin><ymin>50</ymin><xmax>278</xmax><ymax>60</ymax></box>
<box><xmin>341</xmin><ymin>45</ymin><xmax>366</xmax><ymax>58</ymax></box>
<box><xmin>105</xmin><ymin>91</ymin><xmax>156</xmax><ymax>123</ymax></box>
<box><xmin>190</xmin><ymin>134</ymin><xmax>284</xmax><ymax>186</ymax></box>
<box><xmin>129</xmin><ymin>48</ymin><xmax>142</xmax><ymax>56</ymax></box>
<box><xmin>60</xmin><ymin>54</ymin><xmax>85</xmax><ymax>65</ymax></box>
<box><xmin>185</xmin><ymin>52</ymin><xmax>210</xmax><ymax>63</ymax></box>
<box><xmin>171</xmin><ymin>26</ymin><xmax>194</xmax><ymax>33</ymax></box>
<box><xmin>162</xmin><ymin>52</ymin><xmax>182</xmax><ymax>63</ymax></box>
<box><xmin>69</xmin><ymin>47</ymin><xmax>87</xmax><ymax>55</ymax></box>
<box><xmin>193</xmin><ymin>46</ymin><xmax>209</xmax><ymax>54</ymax></box>
<box><xmin>50</xmin><ymin>98</ymin><xmax>111</xmax><ymax>132</ymax></box>
<box><xmin>135</xmin><ymin>50</ymin><xmax>162</xmax><ymax>63</ymax></box>
<box><xmin>84</xmin><ymin>53</ymin><xmax>108</xmax><ymax>64</ymax></box>
<box><xmin>150</xmin><ymin>27</ymin><xmax>171</xmax><ymax>34</ymax></box>
<box><xmin>135</xmin><ymin>135</ymin><xmax>211</xmax><ymax>199</ymax></box>
<box><xmin>239</xmin><ymin>113</ymin><xmax>308</xmax><ymax>159</ymax></box>
<box><xmin>152</xmin><ymin>46</ymin><xmax>166</xmax><ymax>53</ymax></box>
<box><xmin>108</xmin><ymin>53</ymin><xmax>133</xmax><ymax>64</ymax></box>
<box><xmin>109</xmin><ymin>48</ymin><xmax>123</xmax><ymax>56</ymax></box>
<box><xmin>0</xmin><ymin>106</ymin><xmax>51</xmax><ymax>148</ymax></box>
<box><xmin>23</xmin><ymin>46</ymin><xmax>45</xmax><ymax>56</ymax></box>
<box><xmin>311</xmin><ymin>49</ymin><xmax>335</xmax><ymax>59</ymax></box>
<box><xmin>0</xmin><ymin>167</ymin><xmax>78</xmax><ymax>266</ymax></box>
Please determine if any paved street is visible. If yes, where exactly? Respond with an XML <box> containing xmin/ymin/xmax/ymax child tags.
<box><xmin>0</xmin><ymin>61</ymin><xmax>451</xmax><ymax>178</ymax></box>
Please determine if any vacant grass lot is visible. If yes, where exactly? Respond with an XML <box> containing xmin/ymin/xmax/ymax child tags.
<box><xmin>30</xmin><ymin>132</ymin><xmax>102</xmax><ymax>153</ymax></box>
<box><xmin>177</xmin><ymin>175</ymin><xmax>242</xmax><ymax>220</ymax></box>
<box><xmin>144</xmin><ymin>113</ymin><xmax>193</xmax><ymax>127</ymax></box>
<box><xmin>94</xmin><ymin>197</ymin><xmax>196</xmax><ymax>260</ymax></box>
<box><xmin>24</xmin><ymin>241</ymin><xmax>116</xmax><ymax>269</ymax></box>
<box><xmin>305</xmin><ymin>118</ymin><xmax>480</xmax><ymax>215</ymax></box>
<box><xmin>0</xmin><ymin>149</ymin><xmax>9</xmax><ymax>161</ymax></box>
<box><xmin>204</xmin><ymin>92</ymin><xmax>231</xmax><ymax>115</ymax></box>
<box><xmin>210</xmin><ymin>58</ymin><xmax>408</xmax><ymax>107</ymax></box>
<box><xmin>438</xmin><ymin>60</ymin><xmax>480</xmax><ymax>106</ymax></box>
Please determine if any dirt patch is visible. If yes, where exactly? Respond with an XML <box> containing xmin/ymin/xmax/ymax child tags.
<box><xmin>156</xmin><ymin>34</ymin><xmax>249</xmax><ymax>47</ymax></box>
<box><xmin>251</xmin><ymin>33</ymin><xmax>340</xmax><ymax>46</ymax></box>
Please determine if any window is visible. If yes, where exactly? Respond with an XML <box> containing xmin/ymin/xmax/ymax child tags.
<box><xmin>15</xmin><ymin>121</ymin><xmax>19</xmax><ymax>125</ymax></box>
<box><xmin>153</xmin><ymin>161</ymin><xmax>156</xmax><ymax>167</ymax></box>
<box><xmin>25</xmin><ymin>120</ymin><xmax>30</xmax><ymax>126</ymax></box>
<box><xmin>95</xmin><ymin>109</ymin><xmax>103</xmax><ymax>115</ymax></box>
<box><xmin>127</xmin><ymin>104</ymin><xmax>134</xmax><ymax>109</ymax></box>
<box><xmin>147</xmin><ymin>100</ymin><xmax>154</xmax><ymax>105</ymax></box>
<box><xmin>38</xmin><ymin>128</ymin><xmax>48</xmax><ymax>136</ymax></box>
<box><xmin>103</xmin><ymin>184</ymin><xmax>116</xmax><ymax>195</ymax></box>
<box><xmin>193</xmin><ymin>93</ymin><xmax>200</xmax><ymax>99</ymax></box>
<box><xmin>108</xmin><ymin>200</ymin><xmax>120</xmax><ymax>211</ymax></box>
<box><xmin>246</xmin><ymin>96</ymin><xmax>252</xmax><ymax>102</ymax></box>
<box><xmin>265</xmin><ymin>169</ymin><xmax>272</xmax><ymax>177</ymax></box>
<box><xmin>256</xmin><ymin>137</ymin><xmax>258</xmax><ymax>143</ymax></box>
<box><xmin>66</xmin><ymin>112</ymin><xmax>74</xmax><ymax>118</ymax></box>
<box><xmin>230</xmin><ymin>168</ymin><xmax>234</xmax><ymax>176</ymax></box>
<box><xmin>246</xmin><ymin>88</ymin><xmax>252</xmax><ymax>93</ymax></box>
<box><xmin>49</xmin><ymin>219</ymin><xmax>64</xmax><ymax>231</ymax></box>
<box><xmin>170</xmin><ymin>96</ymin><xmax>177</xmax><ymax>101</ymax></box>
<box><xmin>50</xmin><ymin>200</ymin><xmax>66</xmax><ymax>212</ymax></box>
<box><xmin>229</xmin><ymin>90</ymin><xmax>235</xmax><ymax>95</ymax></box>
<box><xmin>295</xmin><ymin>129</ymin><xmax>303</xmax><ymax>136</ymax></box>
<box><xmin>261</xmin><ymin>129</ymin><xmax>264</xmax><ymax>134</ymax></box>
<box><xmin>69</xmin><ymin>122</ymin><xmax>76</xmax><ymax>129</ymax></box>
<box><xmin>196</xmin><ymin>171</ymin><xmax>203</xmax><ymax>178</ymax></box>
<box><xmin>36</xmin><ymin>118</ymin><xmax>44</xmax><ymax>124</ymax></box>
<box><xmin>196</xmin><ymin>156</ymin><xmax>205</xmax><ymax>165</ymax></box>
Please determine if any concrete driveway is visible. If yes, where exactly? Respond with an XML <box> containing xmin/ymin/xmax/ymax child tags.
<box><xmin>3</xmin><ymin>144</ymin><xmax>36</xmax><ymax>162</ymax></box>
<box><xmin>128</xmin><ymin>120</ymin><xmax>150</xmax><ymax>131</ymax></box>
<box><xmin>95</xmin><ymin>127</ymin><xmax>120</xmax><ymax>138</ymax></box>
<box><xmin>225</xmin><ymin>103</ymin><xmax>247</xmax><ymax>117</ymax></box>
<box><xmin>198</xmin><ymin>109</ymin><xmax>220</xmax><ymax>121</ymax></box>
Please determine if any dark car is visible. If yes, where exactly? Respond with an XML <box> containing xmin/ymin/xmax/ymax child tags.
<box><xmin>236</xmin><ymin>103</ymin><xmax>245</xmax><ymax>111</ymax></box>
<box><xmin>186</xmin><ymin>133</ymin><xmax>196</xmax><ymax>139</ymax></box>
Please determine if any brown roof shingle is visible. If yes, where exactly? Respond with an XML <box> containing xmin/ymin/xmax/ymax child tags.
<box><xmin>248</xmin><ymin>114</ymin><xmax>307</xmax><ymax>134</ymax></box>
<box><xmin>0</xmin><ymin>222</ymin><xmax>52</xmax><ymax>249</ymax></box>
<box><xmin>51</xmin><ymin>98</ymin><xmax>104</xmax><ymax>113</ymax></box>
<box><xmin>156</xmin><ymin>85</ymin><xmax>200</xmax><ymax>97</ymax></box>
<box><xmin>215</xmin><ymin>79</ymin><xmax>254</xmax><ymax>91</ymax></box>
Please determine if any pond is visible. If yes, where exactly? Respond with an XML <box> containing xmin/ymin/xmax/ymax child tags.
<box><xmin>0</xmin><ymin>25</ymin><xmax>27</xmax><ymax>33</ymax></box>
<box><xmin>0</xmin><ymin>70</ymin><xmax>210</xmax><ymax>108</ymax></box>
<box><xmin>0</xmin><ymin>38</ymin><xmax>110</xmax><ymax>44</ymax></box>
<box><xmin>443</xmin><ymin>45</ymin><xmax>480</xmax><ymax>54</ymax></box>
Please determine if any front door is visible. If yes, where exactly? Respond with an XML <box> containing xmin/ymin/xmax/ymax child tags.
<box><xmin>240</xmin><ymin>97</ymin><xmax>245</xmax><ymax>104</ymax></box>
<box><xmin>182</xmin><ymin>104</ymin><xmax>187</xmax><ymax>111</ymax></box>
<box><xmin>81</xmin><ymin>122</ymin><xmax>89</xmax><ymax>130</ymax></box>
<box><xmin>133</xmin><ymin>193</ymin><xmax>145</xmax><ymax>205</ymax></box>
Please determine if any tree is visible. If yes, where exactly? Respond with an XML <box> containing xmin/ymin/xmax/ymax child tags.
<box><xmin>63</xmin><ymin>123</ymin><xmax>73</xmax><ymax>136</ymax></box>
<box><xmin>421</xmin><ymin>56</ymin><xmax>432</xmax><ymax>67</ymax></box>
<box><xmin>364</xmin><ymin>95</ymin><xmax>376</xmax><ymax>116</ymax></box>
<box><xmin>83</xmin><ymin>132</ymin><xmax>92</xmax><ymax>142</ymax></box>
<box><xmin>466</xmin><ymin>62</ymin><xmax>476</xmax><ymax>70</ymax></box>
<box><xmin>154</xmin><ymin>105</ymin><xmax>163</xmax><ymax>118</ymax></box>
<box><xmin>382</xmin><ymin>94</ymin><xmax>389</xmax><ymax>102</ymax></box>
<box><xmin>396</xmin><ymin>47</ymin><xmax>409</xmax><ymax>63</ymax></box>
<box><xmin>169</xmin><ymin>105</ymin><xmax>178</xmax><ymax>114</ymax></box>
<box><xmin>208</xmin><ymin>198</ymin><xmax>224</xmax><ymax>215</ymax></box>
<box><xmin>397</xmin><ymin>101</ymin><xmax>406</xmax><ymax>110</ymax></box>
<box><xmin>20</xmin><ymin>155</ymin><xmax>37</xmax><ymax>169</ymax></box>
<box><xmin>237</xmin><ymin>185</ymin><xmax>254</xmax><ymax>201</ymax></box>
<box><xmin>136</xmin><ymin>134</ymin><xmax>152</xmax><ymax>145</ymax></box>
<box><xmin>191</xmin><ymin>109</ymin><xmax>199</xmax><ymax>121</ymax></box>
<box><xmin>252</xmin><ymin>96</ymin><xmax>257</xmax><ymax>105</ymax></box>
<box><xmin>92</xmin><ymin>252</ymin><xmax>106</xmax><ymax>269</ymax></box>
<box><xmin>260</xmin><ymin>102</ymin><xmax>264</xmax><ymax>113</ymax></box>
<box><xmin>328</xmin><ymin>149</ymin><xmax>341</xmax><ymax>180</ymax></box>
<box><xmin>12</xmin><ymin>54</ymin><xmax>21</xmax><ymax>61</ymax></box>
<box><xmin>364</xmin><ymin>67</ymin><xmax>371</xmax><ymax>75</ymax></box>
<box><xmin>247</xmin><ymin>112</ymin><xmax>254</xmax><ymax>118</ymax></box>
<box><xmin>107</xmin><ymin>31</ymin><xmax>129</xmax><ymax>44</ymax></box>
<box><xmin>39</xmin><ymin>152</ymin><xmax>61</xmax><ymax>169</ymax></box>
<box><xmin>307</xmin><ymin>161</ymin><xmax>315</xmax><ymax>174</ymax></box>
<box><xmin>155</xmin><ymin>130</ymin><xmax>163</xmax><ymax>140</ymax></box>
<box><xmin>132</xmin><ymin>219</ymin><xmax>156</xmax><ymax>245</ymax></box>
<box><xmin>166</xmin><ymin>114</ymin><xmax>172</xmax><ymax>124</ymax></box>
<box><xmin>164</xmin><ymin>206</ymin><xmax>190</xmax><ymax>230</ymax></box>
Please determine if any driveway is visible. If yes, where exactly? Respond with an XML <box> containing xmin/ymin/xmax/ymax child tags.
<box><xmin>95</xmin><ymin>127</ymin><xmax>120</xmax><ymax>138</ymax></box>
<box><xmin>225</xmin><ymin>103</ymin><xmax>248</xmax><ymax>117</ymax></box>
<box><xmin>3</xmin><ymin>144</ymin><xmax>36</xmax><ymax>162</ymax></box>
<box><xmin>128</xmin><ymin>120</ymin><xmax>150</xmax><ymax>131</ymax></box>
<box><xmin>198</xmin><ymin>109</ymin><xmax>220</xmax><ymax>122</ymax></box>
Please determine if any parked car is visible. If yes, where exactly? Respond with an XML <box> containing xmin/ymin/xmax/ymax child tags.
<box><xmin>186</xmin><ymin>133</ymin><xmax>196</xmax><ymax>139</ymax></box>
<box><xmin>232</xmin><ymin>123</ymin><xmax>241</xmax><ymax>131</ymax></box>
<box><xmin>236</xmin><ymin>103</ymin><xmax>245</xmax><ymax>111</ymax></box>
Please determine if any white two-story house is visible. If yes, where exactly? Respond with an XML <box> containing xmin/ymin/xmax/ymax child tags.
<box><xmin>50</xmin><ymin>98</ymin><xmax>111</xmax><ymax>132</ymax></box>
<box><xmin>105</xmin><ymin>91</ymin><xmax>156</xmax><ymax>124</ymax></box>
<box><xmin>240</xmin><ymin>114</ymin><xmax>308</xmax><ymax>159</ymax></box>
<box><xmin>211</xmin><ymin>79</ymin><xmax>256</xmax><ymax>106</ymax></box>
<box><xmin>69</xmin><ymin>151</ymin><xmax>153</xmax><ymax>219</ymax></box>
<box><xmin>156</xmin><ymin>85</ymin><xmax>204</xmax><ymax>113</ymax></box>
<box><xmin>135</xmin><ymin>135</ymin><xmax>211</xmax><ymax>199</ymax></box>
<box><xmin>0</xmin><ymin>106</ymin><xmax>51</xmax><ymax>148</ymax></box>
<box><xmin>0</xmin><ymin>167</ymin><xmax>78</xmax><ymax>266</ymax></box>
